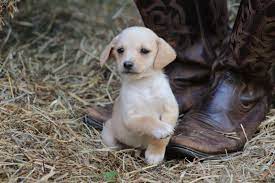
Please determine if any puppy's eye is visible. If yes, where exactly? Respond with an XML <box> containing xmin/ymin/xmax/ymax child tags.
<box><xmin>117</xmin><ymin>47</ymin><xmax>124</xmax><ymax>54</ymax></box>
<box><xmin>140</xmin><ymin>48</ymin><xmax>150</xmax><ymax>54</ymax></box>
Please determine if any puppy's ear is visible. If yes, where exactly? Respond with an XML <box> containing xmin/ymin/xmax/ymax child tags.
<box><xmin>154</xmin><ymin>38</ymin><xmax>177</xmax><ymax>70</ymax></box>
<box><xmin>100</xmin><ymin>36</ymin><xmax>118</xmax><ymax>66</ymax></box>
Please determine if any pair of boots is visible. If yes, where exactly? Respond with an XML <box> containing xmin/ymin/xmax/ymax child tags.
<box><xmin>86</xmin><ymin>0</ymin><xmax>275</xmax><ymax>158</ymax></box>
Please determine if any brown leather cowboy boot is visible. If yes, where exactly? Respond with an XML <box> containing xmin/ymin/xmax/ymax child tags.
<box><xmin>84</xmin><ymin>0</ymin><xmax>229</xmax><ymax>128</ymax></box>
<box><xmin>134</xmin><ymin>0</ymin><xmax>229</xmax><ymax>113</ymax></box>
<box><xmin>167</xmin><ymin>0</ymin><xmax>275</xmax><ymax>158</ymax></box>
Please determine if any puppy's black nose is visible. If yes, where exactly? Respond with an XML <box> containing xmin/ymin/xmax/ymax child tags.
<box><xmin>123</xmin><ymin>61</ymin><xmax>134</xmax><ymax>70</ymax></box>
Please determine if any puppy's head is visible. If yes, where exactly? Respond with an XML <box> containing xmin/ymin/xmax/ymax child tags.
<box><xmin>100</xmin><ymin>27</ymin><xmax>176</xmax><ymax>76</ymax></box>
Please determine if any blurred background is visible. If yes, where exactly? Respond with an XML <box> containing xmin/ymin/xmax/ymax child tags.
<box><xmin>0</xmin><ymin>0</ymin><xmax>143</xmax><ymax>108</ymax></box>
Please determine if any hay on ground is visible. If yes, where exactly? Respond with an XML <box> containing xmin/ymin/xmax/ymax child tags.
<box><xmin>0</xmin><ymin>0</ymin><xmax>20</xmax><ymax>29</ymax></box>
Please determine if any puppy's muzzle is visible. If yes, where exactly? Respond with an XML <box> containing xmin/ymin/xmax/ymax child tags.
<box><xmin>123</xmin><ymin>61</ymin><xmax>137</xmax><ymax>74</ymax></box>
<box><xmin>123</xmin><ymin>61</ymin><xmax>134</xmax><ymax>70</ymax></box>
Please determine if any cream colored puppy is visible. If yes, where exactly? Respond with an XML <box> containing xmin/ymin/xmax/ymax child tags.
<box><xmin>100</xmin><ymin>26</ymin><xmax>179</xmax><ymax>164</ymax></box>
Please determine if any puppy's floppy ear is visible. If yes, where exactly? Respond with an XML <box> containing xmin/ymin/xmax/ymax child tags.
<box><xmin>154</xmin><ymin>38</ymin><xmax>177</xmax><ymax>70</ymax></box>
<box><xmin>100</xmin><ymin>36</ymin><xmax>118</xmax><ymax>66</ymax></box>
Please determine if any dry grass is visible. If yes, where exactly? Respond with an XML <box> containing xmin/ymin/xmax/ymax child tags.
<box><xmin>0</xmin><ymin>0</ymin><xmax>274</xmax><ymax>182</ymax></box>
<box><xmin>0</xmin><ymin>0</ymin><xmax>20</xmax><ymax>29</ymax></box>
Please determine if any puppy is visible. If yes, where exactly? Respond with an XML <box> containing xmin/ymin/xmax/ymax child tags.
<box><xmin>100</xmin><ymin>27</ymin><xmax>179</xmax><ymax>164</ymax></box>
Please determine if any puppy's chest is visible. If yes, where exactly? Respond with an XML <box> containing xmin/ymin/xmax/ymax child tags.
<box><xmin>121</xmin><ymin>84</ymin><xmax>166</xmax><ymax>112</ymax></box>
<box><xmin>132</xmin><ymin>88</ymin><xmax>162</xmax><ymax>104</ymax></box>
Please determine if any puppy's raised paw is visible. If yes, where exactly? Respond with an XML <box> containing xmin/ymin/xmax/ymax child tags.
<box><xmin>145</xmin><ymin>150</ymin><xmax>164</xmax><ymax>165</ymax></box>
<box><xmin>151</xmin><ymin>122</ymin><xmax>174</xmax><ymax>139</ymax></box>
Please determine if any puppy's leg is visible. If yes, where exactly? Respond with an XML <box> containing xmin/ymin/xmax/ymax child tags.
<box><xmin>145</xmin><ymin>138</ymin><xmax>169</xmax><ymax>164</ymax></box>
<box><xmin>101</xmin><ymin>120</ymin><xmax>121</xmax><ymax>149</ymax></box>
<box><xmin>125</xmin><ymin>116</ymin><xmax>174</xmax><ymax>139</ymax></box>
<box><xmin>144</xmin><ymin>104</ymin><xmax>178</xmax><ymax>164</ymax></box>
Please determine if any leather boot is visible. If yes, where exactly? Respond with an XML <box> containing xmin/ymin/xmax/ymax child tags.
<box><xmin>134</xmin><ymin>0</ymin><xmax>229</xmax><ymax>113</ymax></box>
<box><xmin>167</xmin><ymin>0</ymin><xmax>275</xmax><ymax>158</ymax></box>
<box><xmin>84</xmin><ymin>0</ymin><xmax>230</xmax><ymax>128</ymax></box>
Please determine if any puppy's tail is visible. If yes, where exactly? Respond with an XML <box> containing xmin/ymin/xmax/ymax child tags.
<box><xmin>82</xmin><ymin>106</ymin><xmax>112</xmax><ymax>131</ymax></box>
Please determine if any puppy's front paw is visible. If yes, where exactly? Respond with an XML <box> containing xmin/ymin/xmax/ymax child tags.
<box><xmin>145</xmin><ymin>150</ymin><xmax>164</xmax><ymax>165</ymax></box>
<box><xmin>151</xmin><ymin>123</ymin><xmax>174</xmax><ymax>139</ymax></box>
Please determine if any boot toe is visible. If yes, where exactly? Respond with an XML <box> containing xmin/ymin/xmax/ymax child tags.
<box><xmin>169</xmin><ymin>116</ymin><xmax>243</xmax><ymax>157</ymax></box>
<box><xmin>167</xmin><ymin>71</ymin><xmax>270</xmax><ymax>158</ymax></box>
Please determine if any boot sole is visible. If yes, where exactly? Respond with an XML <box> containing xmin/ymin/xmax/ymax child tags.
<box><xmin>83</xmin><ymin>115</ymin><xmax>104</xmax><ymax>130</ymax></box>
<box><xmin>166</xmin><ymin>143</ymin><xmax>242</xmax><ymax>160</ymax></box>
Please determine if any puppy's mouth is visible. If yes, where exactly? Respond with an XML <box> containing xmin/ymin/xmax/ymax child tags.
<box><xmin>122</xmin><ymin>70</ymin><xmax>139</xmax><ymax>75</ymax></box>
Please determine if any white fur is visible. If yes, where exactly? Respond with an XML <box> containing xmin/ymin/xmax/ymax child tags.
<box><xmin>145</xmin><ymin>148</ymin><xmax>165</xmax><ymax>165</ymax></box>
<box><xmin>101</xmin><ymin>27</ymin><xmax>179</xmax><ymax>164</ymax></box>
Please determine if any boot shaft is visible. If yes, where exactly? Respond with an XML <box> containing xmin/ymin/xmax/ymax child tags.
<box><xmin>134</xmin><ymin>0</ymin><xmax>229</xmax><ymax>64</ymax></box>
<box><xmin>134</xmin><ymin>0</ymin><xmax>230</xmax><ymax>113</ymax></box>
<box><xmin>214</xmin><ymin>0</ymin><xmax>275</xmax><ymax>83</ymax></box>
